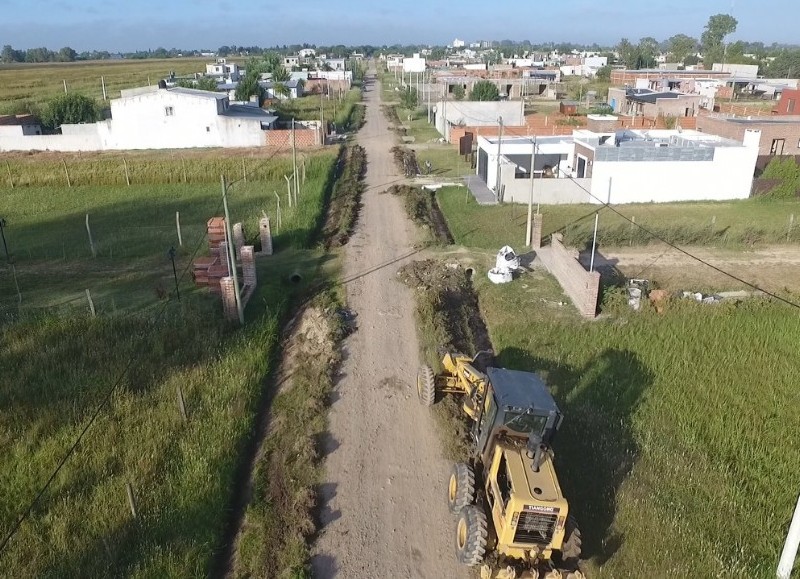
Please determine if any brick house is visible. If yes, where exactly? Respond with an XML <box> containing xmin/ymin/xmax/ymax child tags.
<box><xmin>696</xmin><ymin>114</ymin><xmax>800</xmax><ymax>160</ymax></box>
<box><xmin>773</xmin><ymin>89</ymin><xmax>800</xmax><ymax>115</ymax></box>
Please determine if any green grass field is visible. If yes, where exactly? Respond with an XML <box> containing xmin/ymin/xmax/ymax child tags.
<box><xmin>0</xmin><ymin>58</ymin><xmax>219</xmax><ymax>114</ymax></box>
<box><xmin>469</xmin><ymin>264</ymin><xmax>800</xmax><ymax>578</ymax></box>
<box><xmin>416</xmin><ymin>187</ymin><xmax>800</xmax><ymax>576</ymax></box>
<box><xmin>436</xmin><ymin>186</ymin><xmax>800</xmax><ymax>250</ymax></box>
<box><xmin>0</xmin><ymin>149</ymin><xmax>339</xmax><ymax>577</ymax></box>
<box><xmin>275</xmin><ymin>88</ymin><xmax>363</xmax><ymax>131</ymax></box>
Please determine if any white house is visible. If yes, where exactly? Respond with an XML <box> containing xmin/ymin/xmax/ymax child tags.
<box><xmin>474</xmin><ymin>128</ymin><xmax>761</xmax><ymax>204</ymax></box>
<box><xmin>403</xmin><ymin>53</ymin><xmax>426</xmax><ymax>73</ymax></box>
<box><xmin>0</xmin><ymin>86</ymin><xmax>279</xmax><ymax>152</ymax></box>
<box><xmin>298</xmin><ymin>48</ymin><xmax>316</xmax><ymax>59</ymax></box>
<box><xmin>0</xmin><ymin>114</ymin><xmax>42</xmax><ymax>136</ymax></box>
<box><xmin>206</xmin><ymin>58</ymin><xmax>241</xmax><ymax>82</ymax></box>
<box><xmin>325</xmin><ymin>58</ymin><xmax>347</xmax><ymax>71</ymax></box>
<box><xmin>452</xmin><ymin>38</ymin><xmax>466</xmax><ymax>48</ymax></box>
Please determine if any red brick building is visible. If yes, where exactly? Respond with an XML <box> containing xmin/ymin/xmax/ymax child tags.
<box><xmin>773</xmin><ymin>89</ymin><xmax>800</xmax><ymax>115</ymax></box>
<box><xmin>696</xmin><ymin>114</ymin><xmax>800</xmax><ymax>159</ymax></box>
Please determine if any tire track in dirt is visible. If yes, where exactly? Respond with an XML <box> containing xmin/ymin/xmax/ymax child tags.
<box><xmin>311</xmin><ymin>69</ymin><xmax>465</xmax><ymax>578</ymax></box>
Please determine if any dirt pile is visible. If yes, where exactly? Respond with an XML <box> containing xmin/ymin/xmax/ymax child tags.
<box><xmin>388</xmin><ymin>185</ymin><xmax>454</xmax><ymax>245</ymax></box>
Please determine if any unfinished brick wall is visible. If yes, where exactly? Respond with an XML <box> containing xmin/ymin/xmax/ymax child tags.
<box><xmin>697</xmin><ymin>115</ymin><xmax>800</xmax><ymax>156</ymax></box>
<box><xmin>266</xmin><ymin>127</ymin><xmax>322</xmax><ymax>149</ymax></box>
<box><xmin>537</xmin><ymin>233</ymin><xmax>600</xmax><ymax>318</ymax></box>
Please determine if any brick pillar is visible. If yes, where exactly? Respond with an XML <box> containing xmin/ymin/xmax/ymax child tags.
<box><xmin>233</xmin><ymin>223</ymin><xmax>244</xmax><ymax>258</ymax></box>
<box><xmin>583</xmin><ymin>272</ymin><xmax>601</xmax><ymax>318</ymax></box>
<box><xmin>220</xmin><ymin>276</ymin><xmax>237</xmax><ymax>321</ymax></box>
<box><xmin>241</xmin><ymin>246</ymin><xmax>256</xmax><ymax>289</ymax></box>
<box><xmin>259</xmin><ymin>216</ymin><xmax>273</xmax><ymax>255</ymax></box>
<box><xmin>531</xmin><ymin>213</ymin><xmax>543</xmax><ymax>249</ymax></box>
<box><xmin>219</xmin><ymin>240</ymin><xmax>230</xmax><ymax>276</ymax></box>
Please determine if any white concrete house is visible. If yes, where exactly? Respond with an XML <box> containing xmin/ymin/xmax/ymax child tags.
<box><xmin>474</xmin><ymin>128</ymin><xmax>761</xmax><ymax>204</ymax></box>
<box><xmin>0</xmin><ymin>86</ymin><xmax>278</xmax><ymax>152</ymax></box>
<box><xmin>403</xmin><ymin>53</ymin><xmax>426</xmax><ymax>73</ymax></box>
<box><xmin>433</xmin><ymin>100</ymin><xmax>525</xmax><ymax>143</ymax></box>
<box><xmin>206</xmin><ymin>58</ymin><xmax>241</xmax><ymax>82</ymax></box>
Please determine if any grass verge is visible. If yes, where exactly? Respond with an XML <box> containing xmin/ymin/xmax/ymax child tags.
<box><xmin>0</xmin><ymin>151</ymin><xmax>340</xmax><ymax>576</ymax></box>
<box><xmin>233</xmin><ymin>291</ymin><xmax>349</xmax><ymax>579</ymax></box>
<box><xmin>470</xmin><ymin>263</ymin><xmax>800</xmax><ymax>578</ymax></box>
<box><xmin>322</xmin><ymin>145</ymin><xmax>366</xmax><ymax>248</ymax></box>
<box><xmin>436</xmin><ymin>185</ymin><xmax>800</xmax><ymax>250</ymax></box>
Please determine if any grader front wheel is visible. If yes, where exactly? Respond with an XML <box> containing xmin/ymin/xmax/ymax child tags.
<box><xmin>417</xmin><ymin>365</ymin><xmax>435</xmax><ymax>406</ymax></box>
<box><xmin>448</xmin><ymin>463</ymin><xmax>476</xmax><ymax>514</ymax></box>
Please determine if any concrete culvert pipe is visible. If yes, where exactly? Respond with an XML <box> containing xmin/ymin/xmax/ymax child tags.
<box><xmin>289</xmin><ymin>272</ymin><xmax>303</xmax><ymax>284</ymax></box>
<box><xmin>464</xmin><ymin>267</ymin><xmax>474</xmax><ymax>280</ymax></box>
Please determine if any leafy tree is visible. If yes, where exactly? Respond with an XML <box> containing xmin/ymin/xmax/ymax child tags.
<box><xmin>767</xmin><ymin>50</ymin><xmax>800</xmax><ymax>78</ymax></box>
<box><xmin>595</xmin><ymin>65</ymin><xmax>611</xmax><ymax>82</ymax></box>
<box><xmin>235</xmin><ymin>74</ymin><xmax>264</xmax><ymax>104</ymax></box>
<box><xmin>667</xmin><ymin>34</ymin><xmax>697</xmax><ymax>64</ymax></box>
<box><xmin>701</xmin><ymin>13</ymin><xmax>738</xmax><ymax>66</ymax></box>
<box><xmin>684</xmin><ymin>54</ymin><xmax>700</xmax><ymax>66</ymax></box>
<box><xmin>42</xmin><ymin>93</ymin><xmax>99</xmax><ymax>129</ymax></box>
<box><xmin>452</xmin><ymin>84</ymin><xmax>465</xmax><ymax>100</ymax></box>
<box><xmin>271</xmin><ymin>66</ymin><xmax>290</xmax><ymax>82</ymax></box>
<box><xmin>57</xmin><ymin>47</ymin><xmax>77</xmax><ymax>62</ymax></box>
<box><xmin>469</xmin><ymin>80</ymin><xmax>500</xmax><ymax>101</ymax></box>
<box><xmin>196</xmin><ymin>76</ymin><xmax>219</xmax><ymax>91</ymax></box>
<box><xmin>1</xmin><ymin>44</ymin><xmax>22</xmax><ymax>63</ymax></box>
<box><xmin>400</xmin><ymin>87</ymin><xmax>418</xmax><ymax>108</ymax></box>
<box><xmin>217</xmin><ymin>45</ymin><xmax>231</xmax><ymax>57</ymax></box>
<box><xmin>617</xmin><ymin>38</ymin><xmax>636</xmax><ymax>68</ymax></box>
<box><xmin>272</xmin><ymin>82</ymin><xmax>290</xmax><ymax>99</ymax></box>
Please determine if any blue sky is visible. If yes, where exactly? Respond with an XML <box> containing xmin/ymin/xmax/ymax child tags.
<box><xmin>0</xmin><ymin>0</ymin><xmax>796</xmax><ymax>52</ymax></box>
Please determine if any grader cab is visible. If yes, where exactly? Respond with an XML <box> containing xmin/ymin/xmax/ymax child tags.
<box><xmin>418</xmin><ymin>352</ymin><xmax>583</xmax><ymax>578</ymax></box>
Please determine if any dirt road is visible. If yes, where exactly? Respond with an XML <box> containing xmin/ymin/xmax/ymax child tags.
<box><xmin>311</xmin><ymin>73</ymin><xmax>464</xmax><ymax>577</ymax></box>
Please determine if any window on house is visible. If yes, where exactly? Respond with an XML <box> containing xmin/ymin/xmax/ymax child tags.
<box><xmin>206</xmin><ymin>126</ymin><xmax>211</xmax><ymax>132</ymax></box>
<box><xmin>770</xmin><ymin>138</ymin><xmax>785</xmax><ymax>156</ymax></box>
<box><xmin>788</xmin><ymin>99</ymin><xmax>796</xmax><ymax>113</ymax></box>
<box><xmin>165</xmin><ymin>106</ymin><xmax>174</xmax><ymax>117</ymax></box>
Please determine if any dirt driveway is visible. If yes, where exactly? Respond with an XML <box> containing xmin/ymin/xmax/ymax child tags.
<box><xmin>311</xmin><ymin>71</ymin><xmax>464</xmax><ymax>577</ymax></box>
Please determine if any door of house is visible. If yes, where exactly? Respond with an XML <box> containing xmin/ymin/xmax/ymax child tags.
<box><xmin>478</xmin><ymin>149</ymin><xmax>489</xmax><ymax>183</ymax></box>
<box><xmin>576</xmin><ymin>156</ymin><xmax>587</xmax><ymax>178</ymax></box>
<box><xmin>771</xmin><ymin>138</ymin><xmax>786</xmax><ymax>156</ymax></box>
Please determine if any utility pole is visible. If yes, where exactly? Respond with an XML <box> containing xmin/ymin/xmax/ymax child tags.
<box><xmin>101</xmin><ymin>76</ymin><xmax>107</xmax><ymax>101</ymax></box>
<box><xmin>320</xmin><ymin>92</ymin><xmax>325</xmax><ymax>145</ymax></box>
<box><xmin>525</xmin><ymin>137</ymin><xmax>537</xmax><ymax>246</ymax></box>
<box><xmin>63</xmin><ymin>79</ymin><xmax>67</xmax><ymax>94</ymax></box>
<box><xmin>221</xmin><ymin>176</ymin><xmax>244</xmax><ymax>325</ymax></box>
<box><xmin>495</xmin><ymin>116</ymin><xmax>504</xmax><ymax>201</ymax></box>
<box><xmin>427</xmin><ymin>70</ymin><xmax>431</xmax><ymax>123</ymax></box>
<box><xmin>291</xmin><ymin>118</ymin><xmax>299</xmax><ymax>202</ymax></box>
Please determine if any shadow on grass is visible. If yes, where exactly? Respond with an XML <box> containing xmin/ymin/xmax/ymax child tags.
<box><xmin>498</xmin><ymin>347</ymin><xmax>652</xmax><ymax>563</ymax></box>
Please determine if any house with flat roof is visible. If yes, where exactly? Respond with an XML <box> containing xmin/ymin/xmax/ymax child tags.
<box><xmin>696</xmin><ymin>113</ymin><xmax>800</xmax><ymax>160</ymax></box>
<box><xmin>472</xmin><ymin>128</ymin><xmax>760</xmax><ymax>205</ymax></box>
<box><xmin>607</xmin><ymin>87</ymin><xmax>703</xmax><ymax>118</ymax></box>
<box><xmin>0</xmin><ymin>114</ymin><xmax>42</xmax><ymax>136</ymax></box>
<box><xmin>0</xmin><ymin>85</ymin><xmax>279</xmax><ymax>152</ymax></box>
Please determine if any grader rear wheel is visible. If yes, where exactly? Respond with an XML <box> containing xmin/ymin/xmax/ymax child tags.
<box><xmin>447</xmin><ymin>463</ymin><xmax>476</xmax><ymax>514</ymax></box>
<box><xmin>417</xmin><ymin>365</ymin><xmax>435</xmax><ymax>406</ymax></box>
<box><xmin>455</xmin><ymin>505</ymin><xmax>488</xmax><ymax>566</ymax></box>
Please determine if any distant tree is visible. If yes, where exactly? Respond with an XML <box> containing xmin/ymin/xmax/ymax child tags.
<box><xmin>42</xmin><ymin>93</ymin><xmax>99</xmax><ymax>129</ymax></box>
<box><xmin>684</xmin><ymin>54</ymin><xmax>700</xmax><ymax>66</ymax></box>
<box><xmin>152</xmin><ymin>47</ymin><xmax>169</xmax><ymax>59</ymax></box>
<box><xmin>196</xmin><ymin>76</ymin><xmax>219</xmax><ymax>91</ymax></box>
<box><xmin>1</xmin><ymin>44</ymin><xmax>21</xmax><ymax>63</ymax></box>
<box><xmin>235</xmin><ymin>74</ymin><xmax>264</xmax><ymax>104</ymax></box>
<box><xmin>25</xmin><ymin>47</ymin><xmax>52</xmax><ymax>63</ymax></box>
<box><xmin>452</xmin><ymin>84</ymin><xmax>465</xmax><ymax>100</ymax></box>
<box><xmin>595</xmin><ymin>65</ymin><xmax>611</xmax><ymax>82</ymax></box>
<box><xmin>768</xmin><ymin>50</ymin><xmax>800</xmax><ymax>78</ymax></box>
<box><xmin>271</xmin><ymin>66</ymin><xmax>290</xmax><ymax>82</ymax></box>
<box><xmin>217</xmin><ymin>45</ymin><xmax>231</xmax><ymax>57</ymax></box>
<box><xmin>701</xmin><ymin>13</ymin><xmax>738</xmax><ymax>66</ymax></box>
<box><xmin>57</xmin><ymin>47</ymin><xmax>77</xmax><ymax>62</ymax></box>
<box><xmin>666</xmin><ymin>34</ymin><xmax>697</xmax><ymax>65</ymax></box>
<box><xmin>617</xmin><ymin>38</ymin><xmax>637</xmax><ymax>68</ymax></box>
<box><xmin>469</xmin><ymin>80</ymin><xmax>500</xmax><ymax>101</ymax></box>
<box><xmin>272</xmin><ymin>82</ymin><xmax>290</xmax><ymax>99</ymax></box>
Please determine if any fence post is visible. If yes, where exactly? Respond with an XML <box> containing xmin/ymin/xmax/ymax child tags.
<box><xmin>85</xmin><ymin>289</ymin><xmax>96</xmax><ymax>317</ymax></box>
<box><xmin>242</xmin><ymin>158</ymin><xmax>247</xmax><ymax>183</ymax></box>
<box><xmin>778</xmin><ymin>493</ymin><xmax>800</xmax><ymax>579</ymax></box>
<box><xmin>176</xmin><ymin>211</ymin><xmax>183</xmax><ymax>246</ymax></box>
<box><xmin>177</xmin><ymin>386</ymin><xmax>188</xmax><ymax>421</ymax></box>
<box><xmin>5</xmin><ymin>161</ymin><xmax>13</xmax><ymax>189</ymax></box>
<box><xmin>85</xmin><ymin>214</ymin><xmax>96</xmax><ymax>257</ymax></box>
<box><xmin>62</xmin><ymin>160</ymin><xmax>71</xmax><ymax>188</ymax></box>
<box><xmin>125</xmin><ymin>483</ymin><xmax>137</xmax><ymax>518</ymax></box>
<box><xmin>181</xmin><ymin>158</ymin><xmax>187</xmax><ymax>183</ymax></box>
<box><xmin>788</xmin><ymin>214</ymin><xmax>795</xmax><ymax>242</ymax></box>
<box><xmin>123</xmin><ymin>158</ymin><xmax>131</xmax><ymax>186</ymax></box>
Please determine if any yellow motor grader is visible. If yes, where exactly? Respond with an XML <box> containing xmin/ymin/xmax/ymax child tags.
<box><xmin>418</xmin><ymin>351</ymin><xmax>584</xmax><ymax>579</ymax></box>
